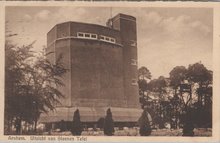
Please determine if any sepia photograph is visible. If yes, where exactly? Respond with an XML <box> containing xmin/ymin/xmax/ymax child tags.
<box><xmin>4</xmin><ymin>5</ymin><xmax>214</xmax><ymax>138</ymax></box>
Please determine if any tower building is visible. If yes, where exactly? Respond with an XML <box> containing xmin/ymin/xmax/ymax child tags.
<box><xmin>40</xmin><ymin>13</ymin><xmax>141</xmax><ymax>126</ymax></box>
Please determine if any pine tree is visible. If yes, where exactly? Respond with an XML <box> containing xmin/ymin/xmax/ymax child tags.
<box><xmin>71</xmin><ymin>109</ymin><xmax>83</xmax><ymax>135</ymax></box>
<box><xmin>97</xmin><ymin>117</ymin><xmax>105</xmax><ymax>130</ymax></box>
<box><xmin>104</xmin><ymin>108</ymin><xmax>114</xmax><ymax>136</ymax></box>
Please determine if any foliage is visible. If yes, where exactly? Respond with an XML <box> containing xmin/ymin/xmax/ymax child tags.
<box><xmin>138</xmin><ymin>109</ymin><xmax>151</xmax><ymax>136</ymax></box>
<box><xmin>138</xmin><ymin>62</ymin><xmax>212</xmax><ymax>131</ymax></box>
<box><xmin>169</xmin><ymin>66</ymin><xmax>187</xmax><ymax>90</ymax></box>
<box><xmin>138</xmin><ymin>67</ymin><xmax>152</xmax><ymax>109</ymax></box>
<box><xmin>138</xmin><ymin>79</ymin><xmax>148</xmax><ymax>93</ymax></box>
<box><xmin>169</xmin><ymin>95</ymin><xmax>183</xmax><ymax>129</ymax></box>
<box><xmin>168</xmin><ymin>66</ymin><xmax>188</xmax><ymax>129</ymax></box>
<box><xmin>187</xmin><ymin>63</ymin><xmax>212</xmax><ymax>128</ymax></box>
<box><xmin>138</xmin><ymin>66</ymin><xmax>152</xmax><ymax>80</ymax></box>
<box><xmin>5</xmin><ymin>40</ymin><xmax>67</xmax><ymax>134</ymax></box>
<box><xmin>180</xmin><ymin>107</ymin><xmax>196</xmax><ymax>136</ymax></box>
<box><xmin>59</xmin><ymin>120</ymin><xmax>66</xmax><ymax>132</ymax></box>
<box><xmin>148</xmin><ymin>76</ymin><xmax>167</xmax><ymax>97</ymax></box>
<box><xmin>104</xmin><ymin>108</ymin><xmax>114</xmax><ymax>136</ymax></box>
<box><xmin>97</xmin><ymin>117</ymin><xmax>105</xmax><ymax>130</ymax></box>
<box><xmin>71</xmin><ymin>109</ymin><xmax>83</xmax><ymax>135</ymax></box>
<box><xmin>148</xmin><ymin>76</ymin><xmax>168</xmax><ymax>128</ymax></box>
<box><xmin>187</xmin><ymin>63</ymin><xmax>212</xmax><ymax>84</ymax></box>
<box><xmin>138</xmin><ymin>66</ymin><xmax>152</xmax><ymax>94</ymax></box>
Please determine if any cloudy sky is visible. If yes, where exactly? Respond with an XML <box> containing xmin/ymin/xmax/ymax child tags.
<box><xmin>6</xmin><ymin>6</ymin><xmax>213</xmax><ymax>78</ymax></box>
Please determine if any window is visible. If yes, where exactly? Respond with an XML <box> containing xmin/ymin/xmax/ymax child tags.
<box><xmin>131</xmin><ymin>59</ymin><xmax>137</xmax><ymax>66</ymax></box>
<box><xmin>77</xmin><ymin>32</ymin><xmax>84</xmax><ymax>37</ymax></box>
<box><xmin>77</xmin><ymin>32</ymin><xmax>97</xmax><ymax>40</ymax></box>
<box><xmin>130</xmin><ymin>40</ymin><xmax>137</xmax><ymax>47</ymax></box>
<box><xmin>85</xmin><ymin>34</ymin><xmax>90</xmax><ymax>38</ymax></box>
<box><xmin>110</xmin><ymin>38</ymin><xmax>115</xmax><ymax>43</ymax></box>
<box><xmin>100</xmin><ymin>36</ymin><xmax>105</xmax><ymax>40</ymax></box>
<box><xmin>131</xmin><ymin>79</ymin><xmax>138</xmax><ymax>85</ymax></box>
<box><xmin>91</xmin><ymin>34</ymin><xmax>97</xmax><ymax>39</ymax></box>
<box><xmin>100</xmin><ymin>35</ymin><xmax>116</xmax><ymax>44</ymax></box>
<box><xmin>61</xmin><ymin>33</ymin><xmax>66</xmax><ymax>37</ymax></box>
<box><xmin>76</xmin><ymin>33</ymin><xmax>116</xmax><ymax>44</ymax></box>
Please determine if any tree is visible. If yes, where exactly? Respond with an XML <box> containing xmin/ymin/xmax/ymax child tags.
<box><xmin>169</xmin><ymin>66</ymin><xmax>187</xmax><ymax>96</ymax></box>
<box><xmin>138</xmin><ymin>67</ymin><xmax>152</xmax><ymax>108</ymax></box>
<box><xmin>186</xmin><ymin>62</ymin><xmax>212</xmax><ymax>128</ymax></box>
<box><xmin>169</xmin><ymin>66</ymin><xmax>187</xmax><ymax>129</ymax></box>
<box><xmin>148</xmin><ymin>76</ymin><xmax>167</xmax><ymax>97</ymax></box>
<box><xmin>169</xmin><ymin>95</ymin><xmax>182</xmax><ymax>129</ymax></box>
<box><xmin>104</xmin><ymin>108</ymin><xmax>114</xmax><ymax>136</ymax></box>
<box><xmin>138</xmin><ymin>67</ymin><xmax>152</xmax><ymax>94</ymax></box>
<box><xmin>187</xmin><ymin>62</ymin><xmax>212</xmax><ymax>105</ymax></box>
<box><xmin>5</xmin><ymin>42</ymin><xmax>36</xmax><ymax>134</ymax></box>
<box><xmin>97</xmin><ymin>117</ymin><xmax>105</xmax><ymax>130</ymax></box>
<box><xmin>147</xmin><ymin>76</ymin><xmax>170</xmax><ymax>129</ymax></box>
<box><xmin>168</xmin><ymin>62</ymin><xmax>213</xmax><ymax>135</ymax></box>
<box><xmin>138</xmin><ymin>109</ymin><xmax>151</xmax><ymax>136</ymax></box>
<box><xmin>181</xmin><ymin>106</ymin><xmax>196</xmax><ymax>136</ymax></box>
<box><xmin>5</xmin><ymin>40</ymin><xmax>67</xmax><ymax>134</ymax></box>
<box><xmin>138</xmin><ymin>66</ymin><xmax>152</xmax><ymax>80</ymax></box>
<box><xmin>29</xmin><ymin>53</ymin><xmax>67</xmax><ymax>132</ymax></box>
<box><xmin>71</xmin><ymin>109</ymin><xmax>83</xmax><ymax>135</ymax></box>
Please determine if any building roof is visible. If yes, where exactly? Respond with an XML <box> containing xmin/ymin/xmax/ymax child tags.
<box><xmin>39</xmin><ymin>107</ymin><xmax>142</xmax><ymax>123</ymax></box>
<box><xmin>47</xmin><ymin>21</ymin><xmax>120</xmax><ymax>36</ymax></box>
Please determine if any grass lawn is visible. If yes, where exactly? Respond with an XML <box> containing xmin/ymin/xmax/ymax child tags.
<box><xmin>47</xmin><ymin>128</ymin><xmax>211</xmax><ymax>136</ymax></box>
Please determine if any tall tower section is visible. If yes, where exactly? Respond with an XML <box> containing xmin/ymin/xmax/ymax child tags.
<box><xmin>40</xmin><ymin>13</ymin><xmax>141</xmax><ymax>124</ymax></box>
<box><xmin>111</xmin><ymin>14</ymin><xmax>139</xmax><ymax>108</ymax></box>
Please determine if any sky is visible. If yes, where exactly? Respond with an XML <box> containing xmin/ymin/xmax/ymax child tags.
<box><xmin>5</xmin><ymin>6</ymin><xmax>213</xmax><ymax>78</ymax></box>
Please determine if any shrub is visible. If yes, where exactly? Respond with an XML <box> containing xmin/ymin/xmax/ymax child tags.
<box><xmin>71</xmin><ymin>109</ymin><xmax>83</xmax><ymax>135</ymax></box>
<box><xmin>138</xmin><ymin>109</ymin><xmax>152</xmax><ymax>136</ymax></box>
<box><xmin>59</xmin><ymin>120</ymin><xmax>66</xmax><ymax>132</ymax></box>
<box><xmin>104</xmin><ymin>108</ymin><xmax>115</xmax><ymax>136</ymax></box>
<box><xmin>97</xmin><ymin>117</ymin><xmax>105</xmax><ymax>130</ymax></box>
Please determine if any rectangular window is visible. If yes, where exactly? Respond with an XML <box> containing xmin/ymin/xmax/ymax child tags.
<box><xmin>100</xmin><ymin>36</ymin><xmax>105</xmax><ymax>40</ymax></box>
<box><xmin>131</xmin><ymin>59</ymin><xmax>137</xmax><ymax>66</ymax></box>
<box><xmin>131</xmin><ymin>79</ymin><xmax>138</xmax><ymax>85</ymax></box>
<box><xmin>77</xmin><ymin>32</ymin><xmax>84</xmax><ymax>37</ymax></box>
<box><xmin>110</xmin><ymin>38</ymin><xmax>116</xmax><ymax>43</ymax></box>
<box><xmin>91</xmin><ymin>34</ymin><xmax>97</xmax><ymax>39</ymax></box>
<box><xmin>100</xmin><ymin>35</ymin><xmax>116</xmax><ymax>44</ymax></box>
<box><xmin>85</xmin><ymin>33</ymin><xmax>90</xmax><ymax>38</ymax></box>
<box><xmin>130</xmin><ymin>40</ymin><xmax>137</xmax><ymax>47</ymax></box>
<box><xmin>77</xmin><ymin>32</ymin><xmax>97</xmax><ymax>40</ymax></box>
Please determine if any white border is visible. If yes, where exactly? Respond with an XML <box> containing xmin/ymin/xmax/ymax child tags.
<box><xmin>0</xmin><ymin>1</ymin><xmax>219</xmax><ymax>142</ymax></box>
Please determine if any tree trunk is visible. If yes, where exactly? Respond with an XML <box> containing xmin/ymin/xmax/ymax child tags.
<box><xmin>198</xmin><ymin>82</ymin><xmax>203</xmax><ymax>105</ymax></box>
<box><xmin>34</xmin><ymin>118</ymin><xmax>37</xmax><ymax>133</ymax></box>
<box><xmin>174</xmin><ymin>88</ymin><xmax>177</xmax><ymax>97</ymax></box>
<box><xmin>19</xmin><ymin>118</ymin><xmax>22</xmax><ymax>135</ymax></box>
